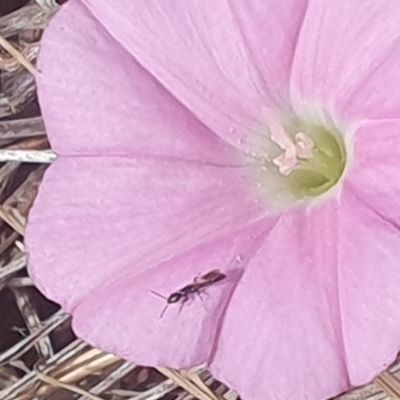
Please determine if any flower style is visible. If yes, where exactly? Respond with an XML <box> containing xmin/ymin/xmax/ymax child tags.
<box><xmin>26</xmin><ymin>0</ymin><xmax>400</xmax><ymax>399</ymax></box>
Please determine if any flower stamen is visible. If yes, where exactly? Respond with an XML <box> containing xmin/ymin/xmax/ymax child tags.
<box><xmin>294</xmin><ymin>132</ymin><xmax>315</xmax><ymax>160</ymax></box>
<box><xmin>259</xmin><ymin>109</ymin><xmax>347</xmax><ymax>201</ymax></box>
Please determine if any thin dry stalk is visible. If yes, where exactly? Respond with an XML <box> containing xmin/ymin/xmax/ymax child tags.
<box><xmin>0</xmin><ymin>340</ymin><xmax>89</xmax><ymax>399</ymax></box>
<box><xmin>0</xmin><ymin>42</ymin><xmax>39</xmax><ymax>73</ymax></box>
<box><xmin>0</xmin><ymin>164</ymin><xmax>46</xmax><ymax>236</ymax></box>
<box><xmin>35</xmin><ymin>369</ymin><xmax>106</xmax><ymax>400</ymax></box>
<box><xmin>111</xmin><ymin>379</ymin><xmax>179</xmax><ymax>400</ymax></box>
<box><xmin>117</xmin><ymin>367</ymin><xmax>213</xmax><ymax>400</ymax></box>
<box><xmin>0</xmin><ymin>4</ymin><xmax>54</xmax><ymax>37</ymax></box>
<box><xmin>0</xmin><ymin>117</ymin><xmax>45</xmax><ymax>140</ymax></box>
<box><xmin>336</xmin><ymin>385</ymin><xmax>387</xmax><ymax>400</ymax></box>
<box><xmin>0</xmin><ymin>162</ymin><xmax>20</xmax><ymax>194</ymax></box>
<box><xmin>76</xmin><ymin>362</ymin><xmax>135</xmax><ymax>400</ymax></box>
<box><xmin>7</xmin><ymin>276</ymin><xmax>34</xmax><ymax>288</ymax></box>
<box><xmin>0</xmin><ymin>204</ymin><xmax>24</xmax><ymax>234</ymax></box>
<box><xmin>1</xmin><ymin>70</ymin><xmax>37</xmax><ymax>116</ymax></box>
<box><xmin>2</xmin><ymin>164</ymin><xmax>47</xmax><ymax>232</ymax></box>
<box><xmin>35</xmin><ymin>348</ymin><xmax>121</xmax><ymax>398</ymax></box>
<box><xmin>0</xmin><ymin>73</ymin><xmax>35</xmax><ymax>117</ymax></box>
<box><xmin>177</xmin><ymin>372</ymin><xmax>231</xmax><ymax>400</ymax></box>
<box><xmin>0</xmin><ymin>310</ymin><xmax>69</xmax><ymax>366</ymax></box>
<box><xmin>157</xmin><ymin>367</ymin><xmax>221</xmax><ymax>400</ymax></box>
<box><xmin>8</xmin><ymin>136</ymin><xmax>49</xmax><ymax>150</ymax></box>
<box><xmin>0</xmin><ymin>149</ymin><xmax>56</xmax><ymax>163</ymax></box>
<box><xmin>0</xmin><ymin>34</ymin><xmax>36</xmax><ymax>75</ymax></box>
<box><xmin>375</xmin><ymin>372</ymin><xmax>400</xmax><ymax>400</ymax></box>
<box><xmin>0</xmin><ymin>253</ymin><xmax>26</xmax><ymax>283</ymax></box>
<box><xmin>51</xmin><ymin>351</ymin><xmax>120</xmax><ymax>382</ymax></box>
<box><xmin>36</xmin><ymin>0</ymin><xmax>61</xmax><ymax>11</ymax></box>
<box><xmin>14</xmin><ymin>240</ymin><xmax>25</xmax><ymax>253</ymax></box>
<box><xmin>0</xmin><ymin>230</ymin><xmax>19</xmax><ymax>254</ymax></box>
<box><xmin>218</xmin><ymin>389</ymin><xmax>238</xmax><ymax>400</ymax></box>
<box><xmin>12</xmin><ymin>288</ymin><xmax>54</xmax><ymax>359</ymax></box>
<box><xmin>185</xmin><ymin>370</ymin><xmax>225</xmax><ymax>400</ymax></box>
<box><xmin>157</xmin><ymin>367</ymin><xmax>205</xmax><ymax>400</ymax></box>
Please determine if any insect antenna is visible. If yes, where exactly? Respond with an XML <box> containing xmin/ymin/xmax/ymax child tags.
<box><xmin>149</xmin><ymin>290</ymin><xmax>166</xmax><ymax>300</ymax></box>
<box><xmin>150</xmin><ymin>290</ymin><xmax>170</xmax><ymax>318</ymax></box>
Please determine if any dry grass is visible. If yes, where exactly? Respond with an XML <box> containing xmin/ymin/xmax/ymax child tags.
<box><xmin>0</xmin><ymin>1</ymin><xmax>399</xmax><ymax>400</ymax></box>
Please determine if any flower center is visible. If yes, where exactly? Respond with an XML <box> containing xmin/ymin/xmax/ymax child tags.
<box><xmin>258</xmin><ymin>110</ymin><xmax>347</xmax><ymax>203</ymax></box>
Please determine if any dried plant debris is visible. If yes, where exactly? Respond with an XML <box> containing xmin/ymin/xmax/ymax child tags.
<box><xmin>0</xmin><ymin>69</ymin><xmax>36</xmax><ymax>117</ymax></box>
<box><xmin>0</xmin><ymin>117</ymin><xmax>45</xmax><ymax>140</ymax></box>
<box><xmin>0</xmin><ymin>41</ymin><xmax>39</xmax><ymax>73</ymax></box>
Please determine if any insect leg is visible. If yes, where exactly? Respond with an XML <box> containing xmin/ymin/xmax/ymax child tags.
<box><xmin>197</xmin><ymin>287</ymin><xmax>210</xmax><ymax>301</ymax></box>
<box><xmin>178</xmin><ymin>294</ymin><xmax>191</xmax><ymax>313</ymax></box>
<box><xmin>196</xmin><ymin>289</ymin><xmax>205</xmax><ymax>303</ymax></box>
<box><xmin>159</xmin><ymin>304</ymin><xmax>169</xmax><ymax>319</ymax></box>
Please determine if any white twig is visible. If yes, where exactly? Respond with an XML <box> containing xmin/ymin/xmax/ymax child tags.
<box><xmin>0</xmin><ymin>150</ymin><xmax>56</xmax><ymax>163</ymax></box>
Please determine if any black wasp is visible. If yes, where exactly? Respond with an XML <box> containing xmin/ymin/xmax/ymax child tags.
<box><xmin>151</xmin><ymin>269</ymin><xmax>226</xmax><ymax>318</ymax></box>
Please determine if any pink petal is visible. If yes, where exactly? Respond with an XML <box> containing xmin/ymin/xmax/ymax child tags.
<box><xmin>343</xmin><ymin>48</ymin><xmax>400</xmax><ymax>121</ymax></box>
<box><xmin>38</xmin><ymin>0</ymin><xmax>238</xmax><ymax>163</ymax></box>
<box><xmin>228</xmin><ymin>0</ymin><xmax>308</xmax><ymax>98</ymax></box>
<box><xmin>72</xmin><ymin>219</ymin><xmax>274</xmax><ymax>368</ymax></box>
<box><xmin>337</xmin><ymin>188</ymin><xmax>400</xmax><ymax>384</ymax></box>
<box><xmin>291</xmin><ymin>0</ymin><xmax>400</xmax><ymax>121</ymax></box>
<box><xmin>211</xmin><ymin>202</ymin><xmax>350</xmax><ymax>400</ymax></box>
<box><xmin>346</xmin><ymin>120</ymin><xmax>400</xmax><ymax>227</ymax></box>
<box><xmin>80</xmin><ymin>0</ymin><xmax>271</xmax><ymax>154</ymax></box>
<box><xmin>26</xmin><ymin>157</ymin><xmax>266</xmax><ymax>312</ymax></box>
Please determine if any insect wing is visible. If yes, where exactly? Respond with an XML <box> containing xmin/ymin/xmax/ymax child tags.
<box><xmin>200</xmin><ymin>269</ymin><xmax>226</xmax><ymax>283</ymax></box>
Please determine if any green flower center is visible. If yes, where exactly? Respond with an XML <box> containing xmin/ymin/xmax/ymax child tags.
<box><xmin>256</xmin><ymin>110</ymin><xmax>348</xmax><ymax>205</ymax></box>
<box><xmin>285</xmin><ymin>123</ymin><xmax>346</xmax><ymax>198</ymax></box>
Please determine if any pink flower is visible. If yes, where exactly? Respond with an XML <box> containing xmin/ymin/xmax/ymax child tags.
<box><xmin>26</xmin><ymin>0</ymin><xmax>400</xmax><ymax>399</ymax></box>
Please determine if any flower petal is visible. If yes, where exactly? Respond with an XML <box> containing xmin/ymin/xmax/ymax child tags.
<box><xmin>228</xmin><ymin>0</ymin><xmax>308</xmax><ymax>98</ymax></box>
<box><xmin>346</xmin><ymin>120</ymin><xmax>400</xmax><ymax>227</ymax></box>
<box><xmin>80</xmin><ymin>0</ymin><xmax>271</xmax><ymax>154</ymax></box>
<box><xmin>72</xmin><ymin>219</ymin><xmax>274</xmax><ymax>368</ymax></box>
<box><xmin>211</xmin><ymin>202</ymin><xmax>350</xmax><ymax>400</ymax></box>
<box><xmin>291</xmin><ymin>0</ymin><xmax>400</xmax><ymax>121</ymax></box>
<box><xmin>38</xmin><ymin>0</ymin><xmax>238</xmax><ymax>163</ymax></box>
<box><xmin>337</xmin><ymin>188</ymin><xmax>400</xmax><ymax>385</ymax></box>
<box><xmin>26</xmin><ymin>157</ymin><xmax>266</xmax><ymax>312</ymax></box>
